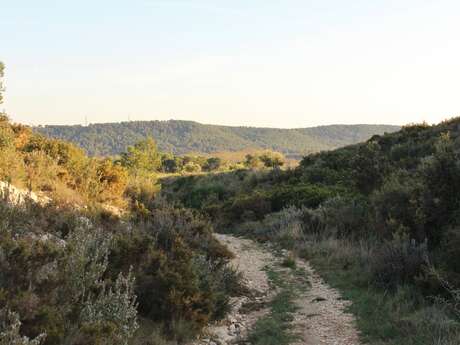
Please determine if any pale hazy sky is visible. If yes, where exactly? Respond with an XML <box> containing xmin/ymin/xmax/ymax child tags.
<box><xmin>2</xmin><ymin>0</ymin><xmax>460</xmax><ymax>127</ymax></box>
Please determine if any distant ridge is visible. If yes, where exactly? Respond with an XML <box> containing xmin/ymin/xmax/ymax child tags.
<box><xmin>35</xmin><ymin>120</ymin><xmax>400</xmax><ymax>158</ymax></box>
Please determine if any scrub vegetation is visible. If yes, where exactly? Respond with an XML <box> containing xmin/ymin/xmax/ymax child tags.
<box><xmin>2</xmin><ymin>61</ymin><xmax>460</xmax><ymax>344</ymax></box>
<box><xmin>162</xmin><ymin>118</ymin><xmax>460</xmax><ymax>344</ymax></box>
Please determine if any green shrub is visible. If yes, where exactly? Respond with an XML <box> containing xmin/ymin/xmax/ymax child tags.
<box><xmin>269</xmin><ymin>184</ymin><xmax>337</xmax><ymax>211</ymax></box>
<box><xmin>370</xmin><ymin>238</ymin><xmax>428</xmax><ymax>290</ymax></box>
<box><xmin>371</xmin><ymin>171</ymin><xmax>424</xmax><ymax>239</ymax></box>
<box><xmin>319</xmin><ymin>196</ymin><xmax>370</xmax><ymax>238</ymax></box>
<box><xmin>227</xmin><ymin>192</ymin><xmax>271</xmax><ymax>222</ymax></box>
<box><xmin>259</xmin><ymin>206</ymin><xmax>304</xmax><ymax>247</ymax></box>
<box><xmin>440</xmin><ymin>227</ymin><xmax>460</xmax><ymax>286</ymax></box>
<box><xmin>0</xmin><ymin>309</ymin><xmax>46</xmax><ymax>345</ymax></box>
<box><xmin>186</xmin><ymin>184</ymin><xmax>226</xmax><ymax>209</ymax></box>
<box><xmin>281</xmin><ymin>254</ymin><xmax>296</xmax><ymax>269</ymax></box>
<box><xmin>79</xmin><ymin>271</ymin><xmax>138</xmax><ymax>345</ymax></box>
<box><xmin>108</xmin><ymin>201</ymin><xmax>237</xmax><ymax>337</ymax></box>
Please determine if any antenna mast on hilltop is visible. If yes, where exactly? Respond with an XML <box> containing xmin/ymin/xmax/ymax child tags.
<box><xmin>84</xmin><ymin>115</ymin><xmax>88</xmax><ymax>126</ymax></box>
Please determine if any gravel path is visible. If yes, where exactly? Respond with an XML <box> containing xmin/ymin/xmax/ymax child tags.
<box><xmin>194</xmin><ymin>234</ymin><xmax>361</xmax><ymax>345</ymax></box>
<box><xmin>292</xmin><ymin>260</ymin><xmax>361</xmax><ymax>345</ymax></box>
<box><xmin>193</xmin><ymin>234</ymin><xmax>276</xmax><ymax>345</ymax></box>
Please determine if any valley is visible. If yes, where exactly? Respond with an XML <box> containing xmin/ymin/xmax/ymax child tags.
<box><xmin>2</xmin><ymin>110</ymin><xmax>460</xmax><ymax>344</ymax></box>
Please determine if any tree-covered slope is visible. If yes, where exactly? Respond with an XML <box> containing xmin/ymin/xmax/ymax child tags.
<box><xmin>35</xmin><ymin>120</ymin><xmax>399</xmax><ymax>157</ymax></box>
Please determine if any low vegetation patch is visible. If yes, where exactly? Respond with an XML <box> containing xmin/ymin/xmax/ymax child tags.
<box><xmin>248</xmin><ymin>267</ymin><xmax>299</xmax><ymax>345</ymax></box>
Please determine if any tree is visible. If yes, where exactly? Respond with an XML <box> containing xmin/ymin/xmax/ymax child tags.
<box><xmin>351</xmin><ymin>141</ymin><xmax>387</xmax><ymax>194</ymax></box>
<box><xmin>259</xmin><ymin>151</ymin><xmax>285</xmax><ymax>168</ymax></box>
<box><xmin>184</xmin><ymin>161</ymin><xmax>201</xmax><ymax>173</ymax></box>
<box><xmin>0</xmin><ymin>62</ymin><xmax>4</xmax><ymax>105</ymax></box>
<box><xmin>244</xmin><ymin>154</ymin><xmax>260</xmax><ymax>169</ymax></box>
<box><xmin>204</xmin><ymin>157</ymin><xmax>222</xmax><ymax>171</ymax></box>
<box><xmin>161</xmin><ymin>153</ymin><xmax>183</xmax><ymax>173</ymax></box>
<box><xmin>95</xmin><ymin>159</ymin><xmax>128</xmax><ymax>202</ymax></box>
<box><xmin>0</xmin><ymin>116</ymin><xmax>14</xmax><ymax>150</ymax></box>
<box><xmin>420</xmin><ymin>133</ymin><xmax>460</xmax><ymax>244</ymax></box>
<box><xmin>120</xmin><ymin>138</ymin><xmax>161</xmax><ymax>175</ymax></box>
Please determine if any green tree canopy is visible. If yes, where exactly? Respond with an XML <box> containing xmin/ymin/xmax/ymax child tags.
<box><xmin>204</xmin><ymin>157</ymin><xmax>222</xmax><ymax>171</ymax></box>
<box><xmin>120</xmin><ymin>137</ymin><xmax>161</xmax><ymax>175</ymax></box>
<box><xmin>0</xmin><ymin>62</ymin><xmax>4</xmax><ymax>104</ymax></box>
<box><xmin>259</xmin><ymin>151</ymin><xmax>285</xmax><ymax>168</ymax></box>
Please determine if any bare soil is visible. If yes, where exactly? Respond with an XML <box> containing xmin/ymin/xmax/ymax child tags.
<box><xmin>193</xmin><ymin>234</ymin><xmax>361</xmax><ymax>345</ymax></box>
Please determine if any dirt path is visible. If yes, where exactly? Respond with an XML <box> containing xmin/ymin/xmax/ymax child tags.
<box><xmin>292</xmin><ymin>259</ymin><xmax>361</xmax><ymax>345</ymax></box>
<box><xmin>195</xmin><ymin>234</ymin><xmax>361</xmax><ymax>345</ymax></box>
<box><xmin>193</xmin><ymin>234</ymin><xmax>276</xmax><ymax>345</ymax></box>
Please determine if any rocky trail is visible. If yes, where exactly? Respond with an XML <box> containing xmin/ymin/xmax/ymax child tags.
<box><xmin>193</xmin><ymin>234</ymin><xmax>361</xmax><ymax>345</ymax></box>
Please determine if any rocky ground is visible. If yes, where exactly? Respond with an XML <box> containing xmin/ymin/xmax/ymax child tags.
<box><xmin>292</xmin><ymin>259</ymin><xmax>361</xmax><ymax>345</ymax></box>
<box><xmin>192</xmin><ymin>234</ymin><xmax>361</xmax><ymax>345</ymax></box>
<box><xmin>191</xmin><ymin>234</ymin><xmax>276</xmax><ymax>345</ymax></box>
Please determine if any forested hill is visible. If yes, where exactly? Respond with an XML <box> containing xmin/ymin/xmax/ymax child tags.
<box><xmin>35</xmin><ymin>120</ymin><xmax>399</xmax><ymax>157</ymax></box>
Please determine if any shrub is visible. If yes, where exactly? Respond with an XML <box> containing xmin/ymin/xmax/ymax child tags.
<box><xmin>94</xmin><ymin>159</ymin><xmax>128</xmax><ymax>203</ymax></box>
<box><xmin>108</xmin><ymin>202</ymin><xmax>237</xmax><ymax>336</ymax></box>
<box><xmin>371</xmin><ymin>172</ymin><xmax>423</xmax><ymax>239</ymax></box>
<box><xmin>23</xmin><ymin>151</ymin><xmax>59</xmax><ymax>192</ymax></box>
<box><xmin>259</xmin><ymin>151</ymin><xmax>285</xmax><ymax>168</ymax></box>
<box><xmin>370</xmin><ymin>237</ymin><xmax>428</xmax><ymax>289</ymax></box>
<box><xmin>297</xmin><ymin>207</ymin><xmax>325</xmax><ymax>237</ymax></box>
<box><xmin>281</xmin><ymin>254</ymin><xmax>296</xmax><ymax>269</ymax></box>
<box><xmin>350</xmin><ymin>141</ymin><xmax>388</xmax><ymax>194</ymax></box>
<box><xmin>119</xmin><ymin>137</ymin><xmax>161</xmax><ymax>176</ymax></box>
<box><xmin>260</xmin><ymin>206</ymin><xmax>304</xmax><ymax>247</ymax></box>
<box><xmin>419</xmin><ymin>133</ymin><xmax>460</xmax><ymax>245</ymax></box>
<box><xmin>186</xmin><ymin>184</ymin><xmax>226</xmax><ymax>209</ymax></box>
<box><xmin>227</xmin><ymin>192</ymin><xmax>271</xmax><ymax>222</ymax></box>
<box><xmin>440</xmin><ymin>227</ymin><xmax>460</xmax><ymax>286</ymax></box>
<box><xmin>183</xmin><ymin>162</ymin><xmax>201</xmax><ymax>173</ymax></box>
<box><xmin>319</xmin><ymin>196</ymin><xmax>370</xmax><ymax>238</ymax></box>
<box><xmin>0</xmin><ymin>147</ymin><xmax>26</xmax><ymax>185</ymax></box>
<box><xmin>79</xmin><ymin>271</ymin><xmax>138</xmax><ymax>345</ymax></box>
<box><xmin>0</xmin><ymin>117</ymin><xmax>15</xmax><ymax>150</ymax></box>
<box><xmin>124</xmin><ymin>174</ymin><xmax>159</xmax><ymax>214</ymax></box>
<box><xmin>203</xmin><ymin>157</ymin><xmax>222</xmax><ymax>171</ymax></box>
<box><xmin>0</xmin><ymin>309</ymin><xmax>46</xmax><ymax>345</ymax></box>
<box><xmin>269</xmin><ymin>184</ymin><xmax>337</xmax><ymax>211</ymax></box>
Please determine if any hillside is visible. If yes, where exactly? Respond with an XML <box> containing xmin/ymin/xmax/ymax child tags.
<box><xmin>0</xmin><ymin>114</ymin><xmax>249</xmax><ymax>345</ymax></box>
<box><xmin>35</xmin><ymin>120</ymin><xmax>399</xmax><ymax>157</ymax></box>
<box><xmin>161</xmin><ymin>117</ymin><xmax>460</xmax><ymax>345</ymax></box>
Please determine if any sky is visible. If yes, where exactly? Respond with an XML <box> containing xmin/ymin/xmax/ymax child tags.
<box><xmin>1</xmin><ymin>0</ymin><xmax>460</xmax><ymax>128</ymax></box>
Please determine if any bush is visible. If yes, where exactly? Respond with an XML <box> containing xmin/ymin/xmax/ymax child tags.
<box><xmin>183</xmin><ymin>162</ymin><xmax>201</xmax><ymax>173</ymax></box>
<box><xmin>186</xmin><ymin>184</ymin><xmax>226</xmax><ymax>209</ymax></box>
<box><xmin>227</xmin><ymin>192</ymin><xmax>271</xmax><ymax>222</ymax></box>
<box><xmin>259</xmin><ymin>206</ymin><xmax>304</xmax><ymax>247</ymax></box>
<box><xmin>370</xmin><ymin>237</ymin><xmax>428</xmax><ymax>289</ymax></box>
<box><xmin>440</xmin><ymin>227</ymin><xmax>460</xmax><ymax>286</ymax></box>
<box><xmin>0</xmin><ymin>309</ymin><xmax>46</xmax><ymax>345</ymax></box>
<box><xmin>0</xmin><ymin>147</ymin><xmax>26</xmax><ymax>185</ymax></box>
<box><xmin>281</xmin><ymin>254</ymin><xmax>296</xmax><ymax>269</ymax></box>
<box><xmin>124</xmin><ymin>174</ymin><xmax>159</xmax><ymax>216</ymax></box>
<box><xmin>371</xmin><ymin>171</ymin><xmax>423</xmax><ymax>240</ymax></box>
<box><xmin>269</xmin><ymin>184</ymin><xmax>337</xmax><ymax>211</ymax></box>
<box><xmin>298</xmin><ymin>207</ymin><xmax>326</xmax><ymax>237</ymax></box>
<box><xmin>108</xmin><ymin>201</ymin><xmax>237</xmax><ymax>338</ymax></box>
<box><xmin>319</xmin><ymin>196</ymin><xmax>370</xmax><ymax>238</ymax></box>
<box><xmin>79</xmin><ymin>271</ymin><xmax>138</xmax><ymax>345</ymax></box>
<box><xmin>23</xmin><ymin>151</ymin><xmax>59</xmax><ymax>192</ymax></box>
